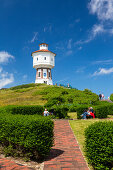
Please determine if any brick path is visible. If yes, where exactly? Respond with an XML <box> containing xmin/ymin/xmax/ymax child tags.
<box><xmin>0</xmin><ymin>157</ymin><xmax>34</xmax><ymax>170</ymax></box>
<box><xmin>0</xmin><ymin>120</ymin><xmax>89</xmax><ymax>170</ymax></box>
<box><xmin>44</xmin><ymin>120</ymin><xmax>89</xmax><ymax>170</ymax></box>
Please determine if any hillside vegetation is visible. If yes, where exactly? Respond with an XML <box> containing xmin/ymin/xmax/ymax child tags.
<box><xmin>0</xmin><ymin>83</ymin><xmax>99</xmax><ymax>106</ymax></box>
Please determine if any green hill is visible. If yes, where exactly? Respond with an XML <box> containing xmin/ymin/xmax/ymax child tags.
<box><xmin>0</xmin><ymin>83</ymin><xmax>99</xmax><ymax>106</ymax></box>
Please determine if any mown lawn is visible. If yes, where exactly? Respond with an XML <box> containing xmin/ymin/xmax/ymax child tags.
<box><xmin>69</xmin><ymin>117</ymin><xmax>113</xmax><ymax>169</ymax></box>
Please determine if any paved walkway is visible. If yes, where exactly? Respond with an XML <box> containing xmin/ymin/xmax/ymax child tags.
<box><xmin>0</xmin><ymin>157</ymin><xmax>34</xmax><ymax>170</ymax></box>
<box><xmin>0</xmin><ymin>120</ymin><xmax>89</xmax><ymax>170</ymax></box>
<box><xmin>44</xmin><ymin>120</ymin><xmax>89</xmax><ymax>170</ymax></box>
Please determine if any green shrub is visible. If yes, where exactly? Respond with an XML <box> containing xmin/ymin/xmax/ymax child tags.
<box><xmin>110</xmin><ymin>94</ymin><xmax>113</xmax><ymax>101</ymax></box>
<box><xmin>0</xmin><ymin>114</ymin><xmax>54</xmax><ymax>159</ymax></box>
<box><xmin>4</xmin><ymin>105</ymin><xmax>44</xmax><ymax>115</ymax></box>
<box><xmin>69</xmin><ymin>104</ymin><xmax>78</xmax><ymax>112</ymax></box>
<box><xmin>85</xmin><ymin>121</ymin><xmax>113</xmax><ymax>169</ymax></box>
<box><xmin>76</xmin><ymin>105</ymin><xmax>88</xmax><ymax>119</ymax></box>
<box><xmin>49</xmin><ymin>105</ymin><xmax>69</xmax><ymax>119</ymax></box>
<box><xmin>45</xmin><ymin>96</ymin><xmax>65</xmax><ymax>107</ymax></box>
<box><xmin>94</xmin><ymin>105</ymin><xmax>108</xmax><ymax>118</ymax></box>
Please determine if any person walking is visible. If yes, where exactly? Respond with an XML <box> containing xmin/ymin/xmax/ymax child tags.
<box><xmin>99</xmin><ymin>94</ymin><xmax>102</xmax><ymax>100</ymax></box>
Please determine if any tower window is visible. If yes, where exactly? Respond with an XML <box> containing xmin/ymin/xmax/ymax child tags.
<box><xmin>49</xmin><ymin>72</ymin><xmax>51</xmax><ymax>77</ymax></box>
<box><xmin>38</xmin><ymin>72</ymin><xmax>41</xmax><ymax>77</ymax></box>
<box><xmin>44</xmin><ymin>57</ymin><xmax>46</xmax><ymax>60</ymax></box>
<box><xmin>37</xmin><ymin>58</ymin><xmax>38</xmax><ymax>61</ymax></box>
<box><xmin>51</xmin><ymin>57</ymin><xmax>53</xmax><ymax>61</ymax></box>
<box><xmin>44</xmin><ymin>73</ymin><xmax>46</xmax><ymax>77</ymax></box>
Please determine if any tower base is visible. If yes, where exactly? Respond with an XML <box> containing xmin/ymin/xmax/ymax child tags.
<box><xmin>35</xmin><ymin>78</ymin><xmax>53</xmax><ymax>85</ymax></box>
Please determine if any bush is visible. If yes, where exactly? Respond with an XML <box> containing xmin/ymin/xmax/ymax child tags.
<box><xmin>110</xmin><ymin>94</ymin><xmax>113</xmax><ymax>102</ymax></box>
<box><xmin>49</xmin><ymin>105</ymin><xmax>69</xmax><ymax>119</ymax></box>
<box><xmin>4</xmin><ymin>105</ymin><xmax>44</xmax><ymax>115</ymax></box>
<box><xmin>76</xmin><ymin>105</ymin><xmax>88</xmax><ymax>119</ymax></box>
<box><xmin>45</xmin><ymin>96</ymin><xmax>65</xmax><ymax>107</ymax></box>
<box><xmin>93</xmin><ymin>105</ymin><xmax>108</xmax><ymax>118</ymax></box>
<box><xmin>69</xmin><ymin>104</ymin><xmax>78</xmax><ymax>112</ymax></box>
<box><xmin>85</xmin><ymin>121</ymin><xmax>113</xmax><ymax>169</ymax></box>
<box><xmin>0</xmin><ymin>114</ymin><xmax>54</xmax><ymax>160</ymax></box>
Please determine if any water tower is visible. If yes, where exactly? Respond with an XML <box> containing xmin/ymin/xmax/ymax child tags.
<box><xmin>32</xmin><ymin>43</ymin><xmax>56</xmax><ymax>85</ymax></box>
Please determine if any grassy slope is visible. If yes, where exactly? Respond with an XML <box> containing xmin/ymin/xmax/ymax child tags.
<box><xmin>0</xmin><ymin>84</ymin><xmax>47</xmax><ymax>106</ymax></box>
<box><xmin>0</xmin><ymin>83</ymin><xmax>98</xmax><ymax>106</ymax></box>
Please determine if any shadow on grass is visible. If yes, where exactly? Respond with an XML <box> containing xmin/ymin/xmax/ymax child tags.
<box><xmin>45</xmin><ymin>149</ymin><xmax>64</xmax><ymax>161</ymax></box>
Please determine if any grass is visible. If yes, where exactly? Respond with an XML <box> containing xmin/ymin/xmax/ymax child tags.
<box><xmin>67</xmin><ymin>112</ymin><xmax>77</xmax><ymax>119</ymax></box>
<box><xmin>0</xmin><ymin>84</ymin><xmax>47</xmax><ymax>106</ymax></box>
<box><xmin>0</xmin><ymin>83</ymin><xmax>99</xmax><ymax>106</ymax></box>
<box><xmin>69</xmin><ymin>118</ymin><xmax>113</xmax><ymax>169</ymax></box>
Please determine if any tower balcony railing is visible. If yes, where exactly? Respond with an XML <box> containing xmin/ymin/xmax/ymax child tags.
<box><xmin>33</xmin><ymin>61</ymin><xmax>54</xmax><ymax>67</ymax></box>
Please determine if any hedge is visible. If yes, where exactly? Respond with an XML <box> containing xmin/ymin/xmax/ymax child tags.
<box><xmin>93</xmin><ymin>105</ymin><xmax>108</xmax><ymax>118</ymax></box>
<box><xmin>4</xmin><ymin>105</ymin><xmax>44</xmax><ymax>115</ymax></box>
<box><xmin>76</xmin><ymin>105</ymin><xmax>88</xmax><ymax>119</ymax></box>
<box><xmin>48</xmin><ymin>105</ymin><xmax>69</xmax><ymax>118</ymax></box>
<box><xmin>76</xmin><ymin>103</ymin><xmax>113</xmax><ymax>119</ymax></box>
<box><xmin>85</xmin><ymin>121</ymin><xmax>113</xmax><ymax>169</ymax></box>
<box><xmin>0</xmin><ymin>113</ymin><xmax>54</xmax><ymax>159</ymax></box>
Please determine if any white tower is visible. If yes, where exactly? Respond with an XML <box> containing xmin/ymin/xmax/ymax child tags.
<box><xmin>32</xmin><ymin>43</ymin><xmax>56</xmax><ymax>85</ymax></box>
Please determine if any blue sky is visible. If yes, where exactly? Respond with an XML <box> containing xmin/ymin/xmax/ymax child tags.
<box><xmin>0</xmin><ymin>0</ymin><xmax>113</xmax><ymax>98</ymax></box>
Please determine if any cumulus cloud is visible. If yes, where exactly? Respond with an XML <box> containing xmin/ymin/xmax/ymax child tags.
<box><xmin>88</xmin><ymin>0</ymin><xmax>113</xmax><ymax>21</ymax></box>
<box><xmin>0</xmin><ymin>68</ymin><xmax>14</xmax><ymax>89</ymax></box>
<box><xmin>92</xmin><ymin>67</ymin><xmax>113</xmax><ymax>76</ymax></box>
<box><xmin>0</xmin><ymin>51</ymin><xmax>14</xmax><ymax>63</ymax></box>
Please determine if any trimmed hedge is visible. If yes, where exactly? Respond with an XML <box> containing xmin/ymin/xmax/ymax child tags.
<box><xmin>85</xmin><ymin>121</ymin><xmax>113</xmax><ymax>169</ymax></box>
<box><xmin>93</xmin><ymin>105</ymin><xmax>108</xmax><ymax>118</ymax></box>
<box><xmin>76</xmin><ymin>105</ymin><xmax>88</xmax><ymax>119</ymax></box>
<box><xmin>4</xmin><ymin>105</ymin><xmax>44</xmax><ymax>115</ymax></box>
<box><xmin>48</xmin><ymin>105</ymin><xmax>69</xmax><ymax>119</ymax></box>
<box><xmin>0</xmin><ymin>113</ymin><xmax>54</xmax><ymax>159</ymax></box>
<box><xmin>76</xmin><ymin>103</ymin><xmax>113</xmax><ymax>119</ymax></box>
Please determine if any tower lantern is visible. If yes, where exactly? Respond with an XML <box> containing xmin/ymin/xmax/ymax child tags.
<box><xmin>32</xmin><ymin>43</ymin><xmax>56</xmax><ymax>85</ymax></box>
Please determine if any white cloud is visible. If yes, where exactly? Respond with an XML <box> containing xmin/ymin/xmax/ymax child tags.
<box><xmin>92</xmin><ymin>67</ymin><xmax>113</xmax><ymax>76</ymax></box>
<box><xmin>88</xmin><ymin>0</ymin><xmax>113</xmax><ymax>21</ymax></box>
<box><xmin>0</xmin><ymin>51</ymin><xmax>14</xmax><ymax>63</ymax></box>
<box><xmin>65</xmin><ymin>50</ymin><xmax>73</xmax><ymax>56</ymax></box>
<box><xmin>92</xmin><ymin>24</ymin><xmax>105</xmax><ymax>36</ymax></box>
<box><xmin>78</xmin><ymin>46</ymin><xmax>82</xmax><ymax>50</ymax></box>
<box><xmin>0</xmin><ymin>68</ymin><xmax>14</xmax><ymax>88</ymax></box>
<box><xmin>30</xmin><ymin>32</ymin><xmax>38</xmax><ymax>43</ymax></box>
<box><xmin>23</xmin><ymin>75</ymin><xmax>27</xmax><ymax>80</ymax></box>
<box><xmin>76</xmin><ymin>67</ymin><xmax>85</xmax><ymax>73</ymax></box>
<box><xmin>44</xmin><ymin>24</ymin><xmax>52</xmax><ymax>33</ymax></box>
<box><xmin>92</xmin><ymin>59</ymin><xmax>112</xmax><ymax>65</ymax></box>
<box><xmin>75</xmin><ymin>24</ymin><xmax>105</xmax><ymax>45</ymax></box>
<box><xmin>67</xmin><ymin>39</ymin><xmax>72</xmax><ymax>49</ymax></box>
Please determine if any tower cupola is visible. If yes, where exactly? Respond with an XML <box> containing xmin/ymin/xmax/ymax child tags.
<box><xmin>39</xmin><ymin>43</ymin><xmax>48</xmax><ymax>50</ymax></box>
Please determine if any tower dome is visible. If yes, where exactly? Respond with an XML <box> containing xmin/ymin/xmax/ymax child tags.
<box><xmin>32</xmin><ymin>43</ymin><xmax>56</xmax><ymax>85</ymax></box>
